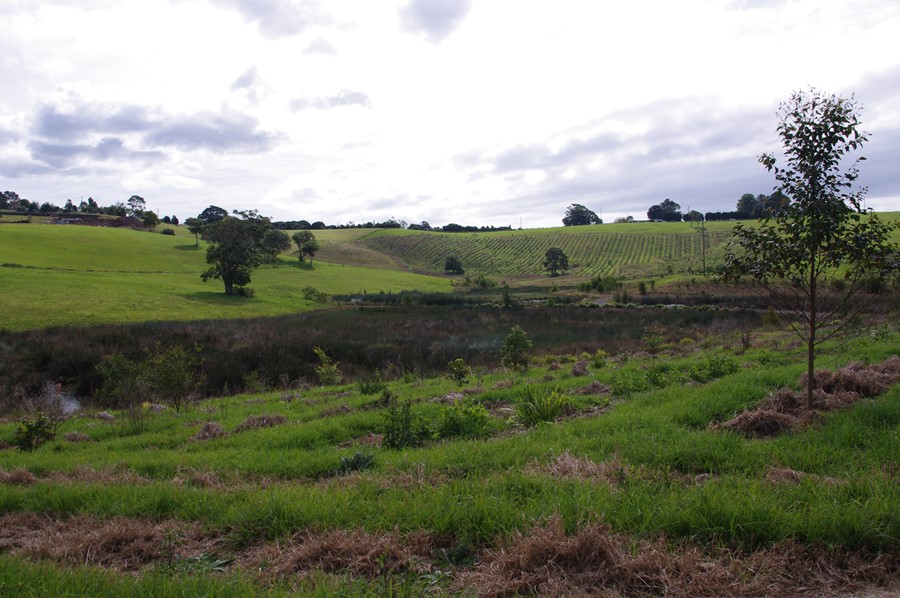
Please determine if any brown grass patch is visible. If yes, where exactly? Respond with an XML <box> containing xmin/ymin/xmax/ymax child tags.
<box><xmin>233</xmin><ymin>414</ymin><xmax>287</xmax><ymax>433</ymax></box>
<box><xmin>63</xmin><ymin>431</ymin><xmax>93</xmax><ymax>443</ymax></box>
<box><xmin>548</xmin><ymin>362</ymin><xmax>561</xmax><ymax>371</ymax></box>
<box><xmin>0</xmin><ymin>468</ymin><xmax>37</xmax><ymax>485</ymax></box>
<box><xmin>571</xmin><ymin>361</ymin><xmax>589</xmax><ymax>376</ymax></box>
<box><xmin>193</xmin><ymin>421</ymin><xmax>226</xmax><ymax>441</ymax></box>
<box><xmin>530</xmin><ymin>453</ymin><xmax>691</xmax><ymax>487</ymax></box>
<box><xmin>576</xmin><ymin>381</ymin><xmax>610</xmax><ymax>395</ymax></box>
<box><xmin>0</xmin><ymin>513</ymin><xmax>221</xmax><ymax>572</ymax></box>
<box><xmin>338</xmin><ymin>432</ymin><xmax>383</xmax><ymax>448</ymax></box>
<box><xmin>0</xmin><ymin>439</ymin><xmax>10</xmax><ymax>450</ymax></box>
<box><xmin>44</xmin><ymin>466</ymin><xmax>151</xmax><ymax>486</ymax></box>
<box><xmin>456</xmin><ymin>517</ymin><xmax>900</xmax><ymax>597</ymax></box>
<box><xmin>249</xmin><ymin>528</ymin><xmax>436</xmax><ymax>579</ymax></box>
<box><xmin>319</xmin><ymin>404</ymin><xmax>351</xmax><ymax>418</ymax></box>
<box><xmin>714</xmin><ymin>358</ymin><xmax>900</xmax><ymax>438</ymax></box>
<box><xmin>431</xmin><ymin>392</ymin><xmax>464</xmax><ymax>404</ymax></box>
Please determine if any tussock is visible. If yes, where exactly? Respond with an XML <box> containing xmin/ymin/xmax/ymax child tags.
<box><xmin>0</xmin><ymin>468</ymin><xmax>37</xmax><ymax>485</ymax></box>
<box><xmin>193</xmin><ymin>421</ymin><xmax>226</xmax><ymax>440</ymax></box>
<box><xmin>714</xmin><ymin>358</ymin><xmax>900</xmax><ymax>438</ymax></box>
<box><xmin>63</xmin><ymin>431</ymin><xmax>93</xmax><ymax>443</ymax></box>
<box><xmin>233</xmin><ymin>414</ymin><xmax>287</xmax><ymax>433</ymax></box>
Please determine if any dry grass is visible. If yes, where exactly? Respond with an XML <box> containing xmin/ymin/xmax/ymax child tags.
<box><xmin>0</xmin><ymin>513</ymin><xmax>220</xmax><ymax>572</ymax></box>
<box><xmin>338</xmin><ymin>432</ymin><xmax>383</xmax><ymax>448</ymax></box>
<box><xmin>530</xmin><ymin>453</ymin><xmax>693</xmax><ymax>487</ymax></box>
<box><xmin>233</xmin><ymin>414</ymin><xmax>287</xmax><ymax>433</ymax></box>
<box><xmin>576</xmin><ymin>381</ymin><xmax>611</xmax><ymax>395</ymax></box>
<box><xmin>0</xmin><ymin>468</ymin><xmax>37</xmax><ymax>486</ymax></box>
<box><xmin>455</xmin><ymin>517</ymin><xmax>900</xmax><ymax>597</ymax></box>
<box><xmin>571</xmin><ymin>361</ymin><xmax>590</xmax><ymax>376</ymax></box>
<box><xmin>764</xmin><ymin>467</ymin><xmax>839</xmax><ymax>486</ymax></box>
<box><xmin>246</xmin><ymin>528</ymin><xmax>436</xmax><ymax>579</ymax></box>
<box><xmin>193</xmin><ymin>421</ymin><xmax>226</xmax><ymax>441</ymax></box>
<box><xmin>63</xmin><ymin>431</ymin><xmax>93</xmax><ymax>443</ymax></box>
<box><xmin>714</xmin><ymin>358</ymin><xmax>900</xmax><ymax>438</ymax></box>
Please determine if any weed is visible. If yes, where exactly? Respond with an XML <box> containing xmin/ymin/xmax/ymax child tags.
<box><xmin>337</xmin><ymin>451</ymin><xmax>376</xmax><ymax>474</ymax></box>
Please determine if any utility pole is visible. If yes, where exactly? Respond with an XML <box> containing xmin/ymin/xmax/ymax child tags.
<box><xmin>699</xmin><ymin>217</ymin><xmax>707</xmax><ymax>276</ymax></box>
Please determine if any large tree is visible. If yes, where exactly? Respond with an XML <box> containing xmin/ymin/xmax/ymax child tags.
<box><xmin>647</xmin><ymin>198</ymin><xmax>682</xmax><ymax>221</ymax></box>
<box><xmin>126</xmin><ymin>195</ymin><xmax>146</xmax><ymax>216</ymax></box>
<box><xmin>200</xmin><ymin>211</ymin><xmax>281</xmax><ymax>295</ymax></box>
<box><xmin>562</xmin><ymin>204</ymin><xmax>601</xmax><ymax>226</ymax></box>
<box><xmin>725</xmin><ymin>89</ymin><xmax>898</xmax><ymax>409</ymax></box>
<box><xmin>197</xmin><ymin>205</ymin><xmax>228</xmax><ymax>225</ymax></box>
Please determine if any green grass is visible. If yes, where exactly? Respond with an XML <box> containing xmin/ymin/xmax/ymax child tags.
<box><xmin>0</xmin><ymin>226</ymin><xmax>451</xmax><ymax>330</ymax></box>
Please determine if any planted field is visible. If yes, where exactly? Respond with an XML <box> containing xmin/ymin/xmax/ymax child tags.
<box><xmin>0</xmin><ymin>327</ymin><xmax>898</xmax><ymax>595</ymax></box>
<box><xmin>360</xmin><ymin>223</ymin><xmax>736</xmax><ymax>278</ymax></box>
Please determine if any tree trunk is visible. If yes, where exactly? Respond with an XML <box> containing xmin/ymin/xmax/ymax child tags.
<box><xmin>807</xmin><ymin>260</ymin><xmax>816</xmax><ymax>411</ymax></box>
<box><xmin>223</xmin><ymin>277</ymin><xmax>234</xmax><ymax>295</ymax></box>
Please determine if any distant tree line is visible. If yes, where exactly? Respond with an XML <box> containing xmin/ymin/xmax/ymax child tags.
<box><xmin>0</xmin><ymin>190</ymin><xmax>178</xmax><ymax>227</ymax></box>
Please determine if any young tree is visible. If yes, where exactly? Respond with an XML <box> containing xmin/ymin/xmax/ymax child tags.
<box><xmin>543</xmin><ymin>247</ymin><xmax>569</xmax><ymax>277</ymax></box>
<box><xmin>562</xmin><ymin>203</ymin><xmax>601</xmax><ymax>226</ymax></box>
<box><xmin>185</xmin><ymin>217</ymin><xmax>205</xmax><ymax>246</ymax></box>
<box><xmin>725</xmin><ymin>89</ymin><xmax>898</xmax><ymax>410</ymax></box>
<box><xmin>291</xmin><ymin>230</ymin><xmax>321</xmax><ymax>264</ymax></box>
<box><xmin>500</xmin><ymin>325</ymin><xmax>533</xmax><ymax>373</ymax></box>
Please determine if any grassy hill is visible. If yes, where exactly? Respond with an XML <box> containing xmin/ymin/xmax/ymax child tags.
<box><xmin>0</xmin><ymin>225</ymin><xmax>450</xmax><ymax>331</ymax></box>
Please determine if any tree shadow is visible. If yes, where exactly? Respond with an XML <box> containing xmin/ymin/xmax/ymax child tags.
<box><xmin>174</xmin><ymin>244</ymin><xmax>202</xmax><ymax>251</ymax></box>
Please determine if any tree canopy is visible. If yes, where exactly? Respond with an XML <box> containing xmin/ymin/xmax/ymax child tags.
<box><xmin>725</xmin><ymin>89</ymin><xmax>899</xmax><ymax>409</ymax></box>
<box><xmin>562</xmin><ymin>204</ymin><xmax>601</xmax><ymax>226</ymax></box>
<box><xmin>291</xmin><ymin>230</ymin><xmax>321</xmax><ymax>264</ymax></box>
<box><xmin>647</xmin><ymin>198</ymin><xmax>682</xmax><ymax>222</ymax></box>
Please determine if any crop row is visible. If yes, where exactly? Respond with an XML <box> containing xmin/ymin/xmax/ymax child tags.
<box><xmin>361</xmin><ymin>230</ymin><xmax>733</xmax><ymax>278</ymax></box>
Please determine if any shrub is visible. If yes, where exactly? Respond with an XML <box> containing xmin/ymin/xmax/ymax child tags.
<box><xmin>447</xmin><ymin>358</ymin><xmax>472</xmax><ymax>387</ymax></box>
<box><xmin>515</xmin><ymin>387</ymin><xmax>570</xmax><ymax>427</ymax></box>
<box><xmin>161</xmin><ymin>228</ymin><xmax>176</xmax><ymax>236</ymax></box>
<box><xmin>501</xmin><ymin>325</ymin><xmax>533</xmax><ymax>373</ymax></box>
<box><xmin>381</xmin><ymin>390</ymin><xmax>431</xmax><ymax>449</ymax></box>
<box><xmin>302</xmin><ymin>286</ymin><xmax>329</xmax><ymax>303</ymax></box>
<box><xmin>13</xmin><ymin>412</ymin><xmax>59</xmax><ymax>451</ymax></box>
<box><xmin>641</xmin><ymin>327</ymin><xmax>667</xmax><ymax>356</ymax></box>
<box><xmin>313</xmin><ymin>346</ymin><xmax>342</xmax><ymax>386</ymax></box>
<box><xmin>437</xmin><ymin>398</ymin><xmax>491</xmax><ymax>439</ymax></box>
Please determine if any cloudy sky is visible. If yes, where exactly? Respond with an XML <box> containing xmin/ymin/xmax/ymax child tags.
<box><xmin>2</xmin><ymin>0</ymin><xmax>899</xmax><ymax>227</ymax></box>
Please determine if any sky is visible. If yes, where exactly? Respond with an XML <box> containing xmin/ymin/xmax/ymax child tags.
<box><xmin>2</xmin><ymin>0</ymin><xmax>899</xmax><ymax>228</ymax></box>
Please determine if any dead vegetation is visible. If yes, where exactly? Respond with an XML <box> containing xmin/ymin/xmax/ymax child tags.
<box><xmin>232</xmin><ymin>414</ymin><xmax>287</xmax><ymax>433</ymax></box>
<box><xmin>455</xmin><ymin>517</ymin><xmax>899</xmax><ymax>597</ymax></box>
<box><xmin>0</xmin><ymin>468</ymin><xmax>37</xmax><ymax>486</ymax></box>
<box><xmin>193</xmin><ymin>421</ymin><xmax>226</xmax><ymax>441</ymax></box>
<box><xmin>63</xmin><ymin>431</ymin><xmax>93</xmax><ymax>443</ymax></box>
<box><xmin>714</xmin><ymin>358</ymin><xmax>900</xmax><ymax>438</ymax></box>
<box><xmin>576</xmin><ymin>380</ymin><xmax>611</xmax><ymax>395</ymax></box>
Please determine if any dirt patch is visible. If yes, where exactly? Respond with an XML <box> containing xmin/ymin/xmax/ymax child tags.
<box><xmin>571</xmin><ymin>361</ymin><xmax>589</xmax><ymax>376</ymax></box>
<box><xmin>714</xmin><ymin>359</ymin><xmax>900</xmax><ymax>438</ymax></box>
<box><xmin>455</xmin><ymin>517</ymin><xmax>899</xmax><ymax>597</ymax></box>
<box><xmin>194</xmin><ymin>421</ymin><xmax>226</xmax><ymax>441</ymax></box>
<box><xmin>233</xmin><ymin>414</ymin><xmax>287</xmax><ymax>433</ymax></box>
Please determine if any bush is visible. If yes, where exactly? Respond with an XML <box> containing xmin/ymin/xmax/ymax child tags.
<box><xmin>447</xmin><ymin>358</ymin><xmax>472</xmax><ymax>387</ymax></box>
<box><xmin>590</xmin><ymin>349</ymin><xmax>608</xmax><ymax>369</ymax></box>
<box><xmin>337</xmin><ymin>451</ymin><xmax>376</xmax><ymax>474</ymax></box>
<box><xmin>437</xmin><ymin>398</ymin><xmax>491</xmax><ymax>439</ymax></box>
<box><xmin>161</xmin><ymin>228</ymin><xmax>176</xmax><ymax>236</ymax></box>
<box><xmin>515</xmin><ymin>387</ymin><xmax>570</xmax><ymax>427</ymax></box>
<box><xmin>13</xmin><ymin>412</ymin><xmax>58</xmax><ymax>451</ymax></box>
<box><xmin>501</xmin><ymin>325</ymin><xmax>533</xmax><ymax>373</ymax></box>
